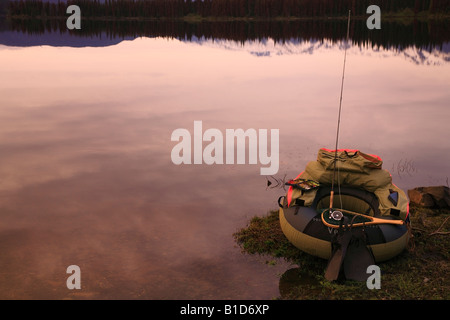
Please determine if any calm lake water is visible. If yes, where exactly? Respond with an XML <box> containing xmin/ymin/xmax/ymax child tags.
<box><xmin>0</xmin><ymin>20</ymin><xmax>449</xmax><ymax>299</ymax></box>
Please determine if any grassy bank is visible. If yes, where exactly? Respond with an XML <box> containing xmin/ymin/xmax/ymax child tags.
<box><xmin>233</xmin><ymin>205</ymin><xmax>449</xmax><ymax>299</ymax></box>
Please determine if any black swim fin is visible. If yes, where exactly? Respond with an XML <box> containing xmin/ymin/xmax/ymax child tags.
<box><xmin>343</xmin><ymin>235</ymin><xmax>375</xmax><ymax>282</ymax></box>
<box><xmin>324</xmin><ymin>225</ymin><xmax>352</xmax><ymax>281</ymax></box>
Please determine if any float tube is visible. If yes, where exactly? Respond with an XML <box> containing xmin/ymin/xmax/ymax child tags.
<box><xmin>278</xmin><ymin>149</ymin><xmax>410</xmax><ymax>263</ymax></box>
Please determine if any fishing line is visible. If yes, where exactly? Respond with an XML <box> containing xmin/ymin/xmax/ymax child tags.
<box><xmin>330</xmin><ymin>10</ymin><xmax>351</xmax><ymax>210</ymax></box>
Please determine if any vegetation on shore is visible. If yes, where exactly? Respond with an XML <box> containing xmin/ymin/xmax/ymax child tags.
<box><xmin>233</xmin><ymin>205</ymin><xmax>449</xmax><ymax>299</ymax></box>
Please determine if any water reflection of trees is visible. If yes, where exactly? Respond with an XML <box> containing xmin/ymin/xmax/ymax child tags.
<box><xmin>7</xmin><ymin>18</ymin><xmax>449</xmax><ymax>52</ymax></box>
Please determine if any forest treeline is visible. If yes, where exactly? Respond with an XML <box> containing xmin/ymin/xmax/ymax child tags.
<box><xmin>6</xmin><ymin>0</ymin><xmax>450</xmax><ymax>19</ymax></box>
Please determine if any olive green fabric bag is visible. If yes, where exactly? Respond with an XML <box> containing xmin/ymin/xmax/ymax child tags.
<box><xmin>287</xmin><ymin>148</ymin><xmax>408</xmax><ymax>219</ymax></box>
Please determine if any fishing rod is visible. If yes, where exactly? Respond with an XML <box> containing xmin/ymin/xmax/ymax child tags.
<box><xmin>330</xmin><ymin>10</ymin><xmax>351</xmax><ymax>211</ymax></box>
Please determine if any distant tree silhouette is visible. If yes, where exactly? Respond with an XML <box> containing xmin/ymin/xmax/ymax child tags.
<box><xmin>7</xmin><ymin>0</ymin><xmax>450</xmax><ymax>19</ymax></box>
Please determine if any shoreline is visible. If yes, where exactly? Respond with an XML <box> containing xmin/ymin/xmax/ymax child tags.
<box><xmin>3</xmin><ymin>12</ymin><xmax>450</xmax><ymax>23</ymax></box>
<box><xmin>233</xmin><ymin>194</ymin><xmax>449</xmax><ymax>300</ymax></box>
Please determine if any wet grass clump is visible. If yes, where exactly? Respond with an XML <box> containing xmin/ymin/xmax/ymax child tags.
<box><xmin>233</xmin><ymin>205</ymin><xmax>450</xmax><ymax>300</ymax></box>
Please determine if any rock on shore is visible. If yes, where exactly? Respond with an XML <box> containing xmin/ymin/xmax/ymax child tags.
<box><xmin>408</xmin><ymin>186</ymin><xmax>450</xmax><ymax>208</ymax></box>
